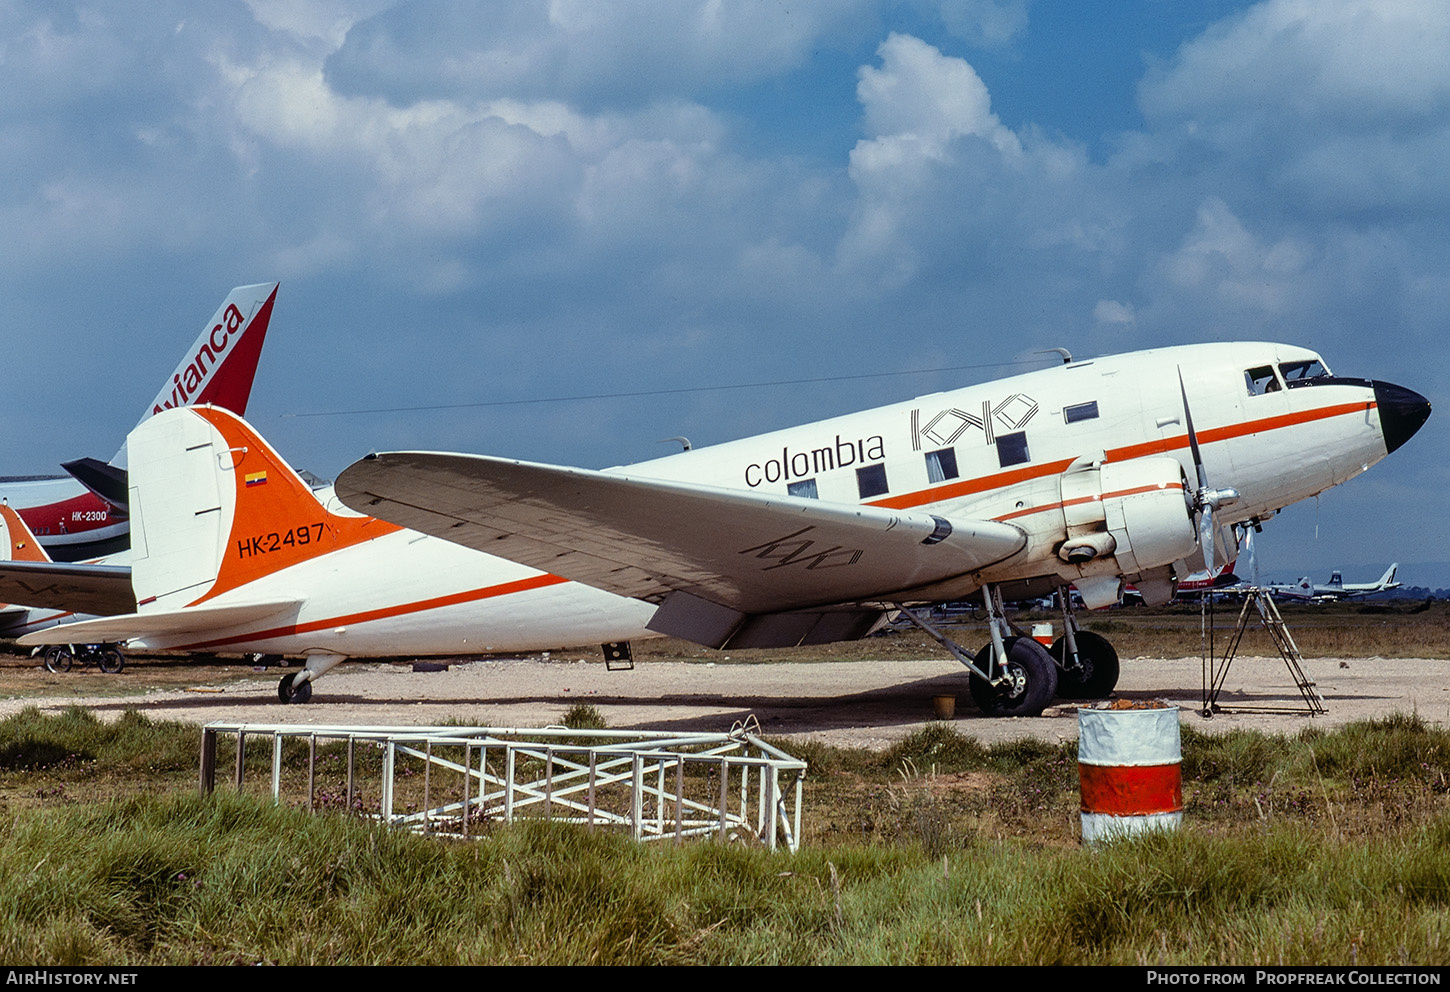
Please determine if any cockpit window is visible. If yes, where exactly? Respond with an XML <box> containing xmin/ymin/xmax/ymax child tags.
<box><xmin>1280</xmin><ymin>359</ymin><xmax>1330</xmax><ymax>382</ymax></box>
<box><xmin>1245</xmin><ymin>366</ymin><xmax>1282</xmax><ymax>396</ymax></box>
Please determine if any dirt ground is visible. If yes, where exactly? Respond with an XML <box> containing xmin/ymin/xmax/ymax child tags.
<box><xmin>3</xmin><ymin>639</ymin><xmax>1446</xmax><ymax>748</ymax></box>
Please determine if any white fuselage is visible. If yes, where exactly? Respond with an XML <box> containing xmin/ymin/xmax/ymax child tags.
<box><xmin>71</xmin><ymin>342</ymin><xmax>1403</xmax><ymax>660</ymax></box>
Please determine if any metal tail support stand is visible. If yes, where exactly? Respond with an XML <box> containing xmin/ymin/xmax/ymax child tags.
<box><xmin>1201</xmin><ymin>587</ymin><xmax>1327</xmax><ymax>718</ymax></box>
<box><xmin>602</xmin><ymin>641</ymin><xmax>634</xmax><ymax>671</ymax></box>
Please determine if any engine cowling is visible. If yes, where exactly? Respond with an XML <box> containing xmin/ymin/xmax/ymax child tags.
<box><xmin>1057</xmin><ymin>455</ymin><xmax>1198</xmax><ymax>579</ymax></box>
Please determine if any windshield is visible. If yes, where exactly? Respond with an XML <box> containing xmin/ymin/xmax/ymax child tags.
<box><xmin>1280</xmin><ymin>358</ymin><xmax>1331</xmax><ymax>382</ymax></box>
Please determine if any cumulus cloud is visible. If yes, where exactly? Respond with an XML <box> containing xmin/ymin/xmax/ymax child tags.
<box><xmin>855</xmin><ymin>33</ymin><xmax>1020</xmax><ymax>158</ymax></box>
<box><xmin>1156</xmin><ymin>198</ymin><xmax>1311</xmax><ymax>315</ymax></box>
<box><xmin>324</xmin><ymin>0</ymin><xmax>876</xmax><ymax>108</ymax></box>
<box><xmin>1093</xmin><ymin>300</ymin><xmax>1135</xmax><ymax>327</ymax></box>
<box><xmin>1136</xmin><ymin>0</ymin><xmax>1450</xmax><ymax>216</ymax></box>
<box><xmin>931</xmin><ymin>0</ymin><xmax>1030</xmax><ymax>49</ymax></box>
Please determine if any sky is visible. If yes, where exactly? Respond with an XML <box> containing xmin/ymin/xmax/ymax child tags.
<box><xmin>1</xmin><ymin>0</ymin><xmax>1445</xmax><ymax>585</ymax></box>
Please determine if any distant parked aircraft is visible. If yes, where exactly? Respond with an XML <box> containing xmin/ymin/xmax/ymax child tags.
<box><xmin>1269</xmin><ymin>564</ymin><xmax>1401</xmax><ymax>602</ymax></box>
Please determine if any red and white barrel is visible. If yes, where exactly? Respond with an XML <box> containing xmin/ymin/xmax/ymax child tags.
<box><xmin>1077</xmin><ymin>704</ymin><xmax>1182</xmax><ymax>844</ymax></box>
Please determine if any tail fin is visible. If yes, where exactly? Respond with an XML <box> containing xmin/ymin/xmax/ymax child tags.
<box><xmin>1380</xmin><ymin>563</ymin><xmax>1400</xmax><ymax>589</ymax></box>
<box><xmin>126</xmin><ymin>406</ymin><xmax>399</xmax><ymax>612</ymax></box>
<box><xmin>129</xmin><ymin>283</ymin><xmax>279</xmax><ymax>439</ymax></box>
<box><xmin>0</xmin><ymin>503</ymin><xmax>51</xmax><ymax>564</ymax></box>
<box><xmin>0</xmin><ymin>501</ymin><xmax>52</xmax><ymax>616</ymax></box>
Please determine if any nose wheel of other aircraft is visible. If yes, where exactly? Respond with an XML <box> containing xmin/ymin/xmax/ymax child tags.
<box><xmin>277</xmin><ymin>672</ymin><xmax>313</xmax><ymax>704</ymax></box>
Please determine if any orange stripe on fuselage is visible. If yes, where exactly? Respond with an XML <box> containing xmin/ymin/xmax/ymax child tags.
<box><xmin>868</xmin><ymin>401</ymin><xmax>1374</xmax><ymax>512</ymax></box>
<box><xmin>992</xmin><ymin>482</ymin><xmax>1184</xmax><ymax>523</ymax></box>
<box><xmin>170</xmin><ymin>573</ymin><xmax>570</xmax><ymax>652</ymax></box>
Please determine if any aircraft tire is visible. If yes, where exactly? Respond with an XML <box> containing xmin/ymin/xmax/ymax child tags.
<box><xmin>1049</xmin><ymin>631</ymin><xmax>1120</xmax><ymax>700</ymax></box>
<box><xmin>43</xmin><ymin>646</ymin><xmax>73</xmax><ymax>674</ymax></box>
<box><xmin>277</xmin><ymin>673</ymin><xmax>313</xmax><ymax>704</ymax></box>
<box><xmin>969</xmin><ymin>636</ymin><xmax>1058</xmax><ymax>717</ymax></box>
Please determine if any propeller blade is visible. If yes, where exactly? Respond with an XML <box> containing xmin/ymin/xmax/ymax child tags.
<box><xmin>1178</xmin><ymin>368</ymin><xmax>1210</xmax><ymax>491</ymax></box>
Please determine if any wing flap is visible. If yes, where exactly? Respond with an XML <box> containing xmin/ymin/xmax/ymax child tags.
<box><xmin>336</xmin><ymin>451</ymin><xmax>1026</xmax><ymax>615</ymax></box>
<box><xmin>16</xmin><ymin>598</ymin><xmax>302</xmax><ymax>646</ymax></box>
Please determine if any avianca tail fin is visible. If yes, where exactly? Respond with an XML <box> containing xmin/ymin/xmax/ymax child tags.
<box><xmin>125</xmin><ymin>406</ymin><xmax>399</xmax><ymax>614</ymax></box>
<box><xmin>110</xmin><ymin>283</ymin><xmax>280</xmax><ymax>466</ymax></box>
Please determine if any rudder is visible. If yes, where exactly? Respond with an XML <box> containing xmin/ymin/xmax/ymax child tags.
<box><xmin>126</xmin><ymin>407</ymin><xmax>398</xmax><ymax>612</ymax></box>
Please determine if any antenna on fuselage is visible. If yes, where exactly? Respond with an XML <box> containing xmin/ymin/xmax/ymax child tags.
<box><xmin>1037</xmin><ymin>348</ymin><xmax>1074</xmax><ymax>365</ymax></box>
<box><xmin>658</xmin><ymin>436</ymin><xmax>692</xmax><ymax>452</ymax></box>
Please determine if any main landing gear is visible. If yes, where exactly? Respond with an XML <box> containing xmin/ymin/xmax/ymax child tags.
<box><xmin>1048</xmin><ymin>586</ymin><xmax>1120</xmax><ymax>700</ymax></box>
<box><xmin>894</xmin><ymin>583</ymin><xmax>1121</xmax><ymax>717</ymax></box>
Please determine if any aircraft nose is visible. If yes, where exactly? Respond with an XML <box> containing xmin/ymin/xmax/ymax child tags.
<box><xmin>1374</xmin><ymin>380</ymin><xmax>1431</xmax><ymax>454</ymax></box>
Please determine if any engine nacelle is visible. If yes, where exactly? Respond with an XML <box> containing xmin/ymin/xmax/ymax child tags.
<box><xmin>1100</xmin><ymin>457</ymin><xmax>1198</xmax><ymax>575</ymax></box>
<box><xmin>1057</xmin><ymin>455</ymin><xmax>1198</xmax><ymax>578</ymax></box>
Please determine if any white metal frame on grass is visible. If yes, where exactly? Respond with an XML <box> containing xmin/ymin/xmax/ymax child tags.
<box><xmin>199</xmin><ymin>722</ymin><xmax>808</xmax><ymax>852</ymax></box>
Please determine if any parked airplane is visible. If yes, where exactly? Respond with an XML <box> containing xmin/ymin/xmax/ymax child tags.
<box><xmin>1120</xmin><ymin>559</ymin><xmax>1239</xmax><ymax>605</ymax></box>
<box><xmin>9</xmin><ymin>406</ymin><xmax>657</xmax><ymax>701</ymax></box>
<box><xmin>1268</xmin><ymin>563</ymin><xmax>1401</xmax><ymax>602</ymax></box>
<box><xmin>0</xmin><ymin>504</ymin><xmax>131</xmax><ymax>640</ymax></box>
<box><xmin>0</xmin><ymin>283</ymin><xmax>278</xmax><ymax>561</ymax></box>
<box><xmin>12</xmin><ymin>342</ymin><xmax>1430</xmax><ymax>716</ymax></box>
<box><xmin>328</xmin><ymin>341</ymin><xmax>1426</xmax><ymax>715</ymax></box>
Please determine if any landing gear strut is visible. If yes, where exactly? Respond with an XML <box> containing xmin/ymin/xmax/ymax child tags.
<box><xmin>894</xmin><ymin>584</ymin><xmax>1058</xmax><ymax>717</ymax></box>
<box><xmin>274</xmin><ymin>654</ymin><xmax>346</xmax><ymax>704</ymax></box>
<box><xmin>277</xmin><ymin>672</ymin><xmax>313</xmax><ymax>704</ymax></box>
<box><xmin>1048</xmin><ymin>587</ymin><xmax>1120</xmax><ymax>700</ymax></box>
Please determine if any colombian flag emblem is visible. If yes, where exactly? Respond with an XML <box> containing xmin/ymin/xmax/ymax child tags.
<box><xmin>244</xmin><ymin>471</ymin><xmax>268</xmax><ymax>488</ymax></box>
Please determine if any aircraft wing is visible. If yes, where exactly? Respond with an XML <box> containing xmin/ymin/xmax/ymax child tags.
<box><xmin>0</xmin><ymin>561</ymin><xmax>136</xmax><ymax>617</ymax></box>
<box><xmin>336</xmin><ymin>451</ymin><xmax>1026</xmax><ymax>645</ymax></box>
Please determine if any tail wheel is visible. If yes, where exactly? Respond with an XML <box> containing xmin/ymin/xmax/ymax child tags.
<box><xmin>968</xmin><ymin>636</ymin><xmax>1059</xmax><ymax>717</ymax></box>
<box><xmin>1050</xmin><ymin>630</ymin><xmax>1120</xmax><ymax>700</ymax></box>
<box><xmin>99</xmin><ymin>648</ymin><xmax>125</xmax><ymax>674</ymax></box>
<box><xmin>277</xmin><ymin>673</ymin><xmax>313</xmax><ymax>704</ymax></box>
<box><xmin>43</xmin><ymin>646</ymin><xmax>73</xmax><ymax>673</ymax></box>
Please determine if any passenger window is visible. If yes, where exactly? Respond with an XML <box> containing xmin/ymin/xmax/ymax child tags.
<box><xmin>1244</xmin><ymin>366</ymin><xmax>1281</xmax><ymax>395</ymax></box>
<box><xmin>997</xmin><ymin>432</ymin><xmax>1030</xmax><ymax>468</ymax></box>
<box><xmin>925</xmin><ymin>448</ymin><xmax>958</xmax><ymax>483</ymax></box>
<box><xmin>1064</xmin><ymin>401</ymin><xmax>1099</xmax><ymax>424</ymax></box>
<box><xmin>787</xmin><ymin>479</ymin><xmax>819</xmax><ymax>499</ymax></box>
<box><xmin>856</xmin><ymin>464</ymin><xmax>889</xmax><ymax>499</ymax></box>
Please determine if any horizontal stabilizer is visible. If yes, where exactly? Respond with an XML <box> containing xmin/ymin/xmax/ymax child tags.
<box><xmin>61</xmin><ymin>457</ymin><xmax>129</xmax><ymax>509</ymax></box>
<box><xmin>0</xmin><ymin>560</ymin><xmax>135</xmax><ymax>617</ymax></box>
<box><xmin>17</xmin><ymin>597</ymin><xmax>302</xmax><ymax>646</ymax></box>
<box><xmin>336</xmin><ymin>452</ymin><xmax>1026</xmax><ymax>615</ymax></box>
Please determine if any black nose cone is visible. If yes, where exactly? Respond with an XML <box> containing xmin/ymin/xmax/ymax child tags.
<box><xmin>1374</xmin><ymin>380</ymin><xmax>1431</xmax><ymax>454</ymax></box>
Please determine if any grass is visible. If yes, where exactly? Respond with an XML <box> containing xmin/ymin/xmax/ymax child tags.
<box><xmin>4</xmin><ymin>793</ymin><xmax>1450</xmax><ymax>965</ymax></box>
<box><xmin>5</xmin><ymin>707</ymin><xmax>1450</xmax><ymax>964</ymax></box>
